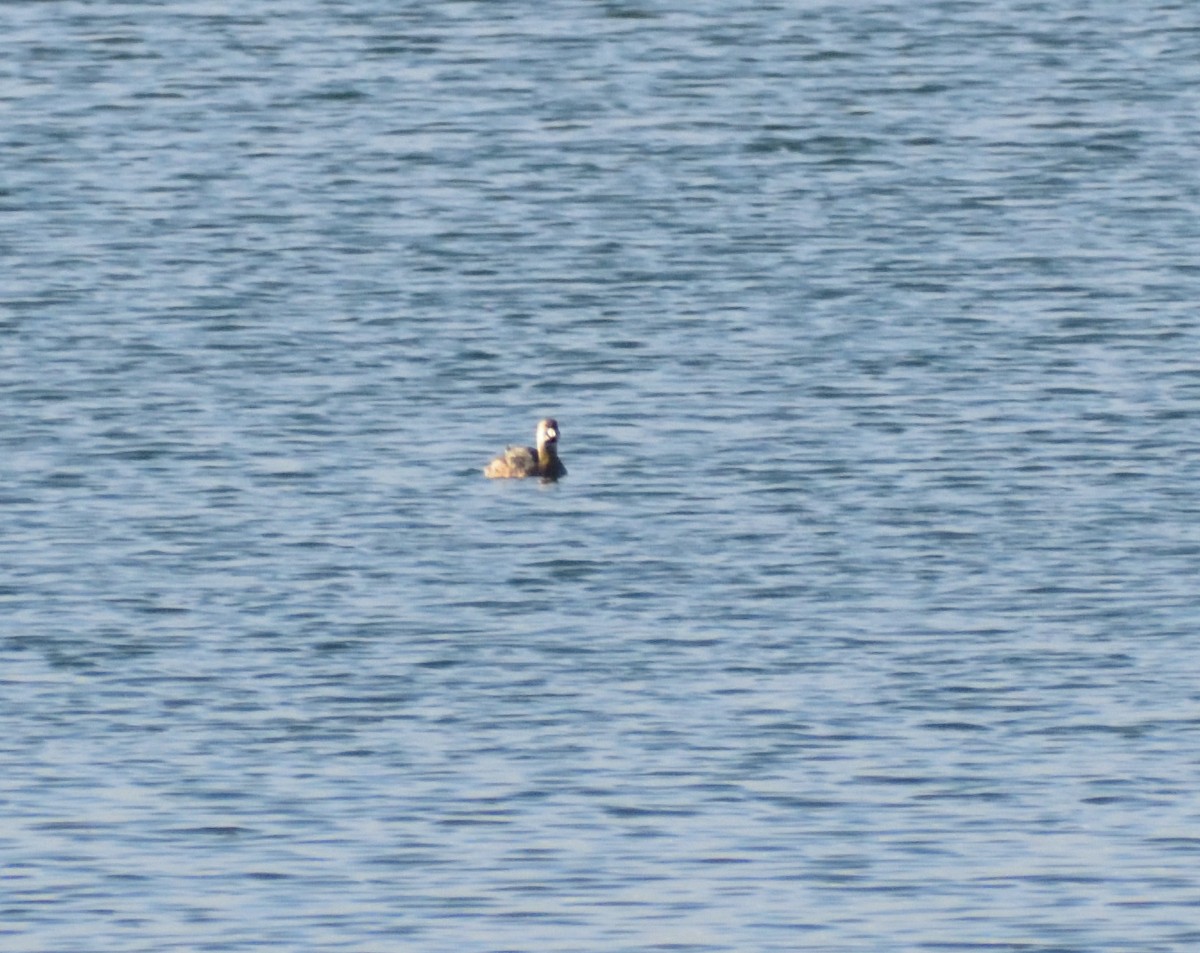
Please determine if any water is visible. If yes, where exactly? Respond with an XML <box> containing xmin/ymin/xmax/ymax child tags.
<box><xmin>3</xmin><ymin>2</ymin><xmax>1200</xmax><ymax>950</ymax></box>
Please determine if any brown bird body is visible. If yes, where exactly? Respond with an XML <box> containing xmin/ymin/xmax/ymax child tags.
<box><xmin>484</xmin><ymin>418</ymin><xmax>566</xmax><ymax>481</ymax></box>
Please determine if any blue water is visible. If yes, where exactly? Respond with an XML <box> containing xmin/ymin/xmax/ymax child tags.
<box><xmin>3</xmin><ymin>2</ymin><xmax>1200</xmax><ymax>951</ymax></box>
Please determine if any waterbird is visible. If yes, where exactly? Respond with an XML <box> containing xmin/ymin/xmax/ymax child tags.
<box><xmin>484</xmin><ymin>418</ymin><xmax>566</xmax><ymax>481</ymax></box>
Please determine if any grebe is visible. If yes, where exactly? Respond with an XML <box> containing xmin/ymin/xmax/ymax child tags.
<box><xmin>484</xmin><ymin>418</ymin><xmax>566</xmax><ymax>481</ymax></box>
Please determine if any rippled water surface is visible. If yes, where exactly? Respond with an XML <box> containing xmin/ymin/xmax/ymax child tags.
<box><xmin>4</xmin><ymin>2</ymin><xmax>1200</xmax><ymax>951</ymax></box>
